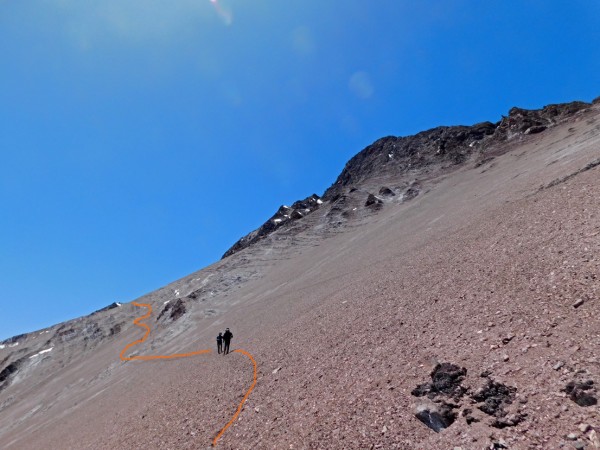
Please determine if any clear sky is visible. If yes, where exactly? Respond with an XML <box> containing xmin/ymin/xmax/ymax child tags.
<box><xmin>1</xmin><ymin>1</ymin><xmax>599</xmax><ymax>340</ymax></box>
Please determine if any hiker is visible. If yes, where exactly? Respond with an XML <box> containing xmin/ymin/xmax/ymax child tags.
<box><xmin>223</xmin><ymin>328</ymin><xmax>233</xmax><ymax>355</ymax></box>
<box><xmin>216</xmin><ymin>332</ymin><xmax>223</xmax><ymax>354</ymax></box>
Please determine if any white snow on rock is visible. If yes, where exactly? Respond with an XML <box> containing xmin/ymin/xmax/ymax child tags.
<box><xmin>29</xmin><ymin>347</ymin><xmax>53</xmax><ymax>359</ymax></box>
<box><xmin>116</xmin><ymin>302</ymin><xmax>122</xmax><ymax>307</ymax></box>
<box><xmin>174</xmin><ymin>289</ymin><xmax>180</xmax><ymax>296</ymax></box>
<box><xmin>9</xmin><ymin>342</ymin><xmax>18</xmax><ymax>348</ymax></box>
<box><xmin>317</xmin><ymin>199</ymin><xmax>323</xmax><ymax>204</ymax></box>
<box><xmin>274</xmin><ymin>219</ymin><xmax>282</xmax><ymax>223</ymax></box>
<box><xmin>0</xmin><ymin>344</ymin><xmax>5</xmax><ymax>349</ymax></box>
<box><xmin>164</xmin><ymin>300</ymin><xmax>171</xmax><ymax>305</ymax></box>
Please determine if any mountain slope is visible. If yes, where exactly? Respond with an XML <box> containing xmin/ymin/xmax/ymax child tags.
<box><xmin>1</xmin><ymin>98</ymin><xmax>600</xmax><ymax>449</ymax></box>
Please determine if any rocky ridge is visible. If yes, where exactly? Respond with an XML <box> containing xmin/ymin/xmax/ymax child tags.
<box><xmin>222</xmin><ymin>100</ymin><xmax>593</xmax><ymax>259</ymax></box>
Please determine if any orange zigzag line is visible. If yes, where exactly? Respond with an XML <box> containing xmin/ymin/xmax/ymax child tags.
<box><xmin>119</xmin><ymin>301</ymin><xmax>257</xmax><ymax>447</ymax></box>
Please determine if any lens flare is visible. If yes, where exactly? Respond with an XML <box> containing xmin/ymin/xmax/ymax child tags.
<box><xmin>209</xmin><ymin>0</ymin><xmax>233</xmax><ymax>25</ymax></box>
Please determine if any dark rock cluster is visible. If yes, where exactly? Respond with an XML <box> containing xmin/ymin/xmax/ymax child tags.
<box><xmin>412</xmin><ymin>363</ymin><xmax>526</xmax><ymax>433</ymax></box>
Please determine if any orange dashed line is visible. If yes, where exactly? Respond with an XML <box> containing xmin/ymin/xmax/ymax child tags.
<box><xmin>212</xmin><ymin>349</ymin><xmax>257</xmax><ymax>447</ymax></box>
<box><xmin>120</xmin><ymin>301</ymin><xmax>257</xmax><ymax>447</ymax></box>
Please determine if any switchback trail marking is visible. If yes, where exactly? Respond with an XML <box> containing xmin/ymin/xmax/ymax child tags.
<box><xmin>119</xmin><ymin>301</ymin><xmax>257</xmax><ymax>447</ymax></box>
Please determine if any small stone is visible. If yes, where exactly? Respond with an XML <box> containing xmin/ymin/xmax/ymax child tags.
<box><xmin>590</xmin><ymin>430</ymin><xmax>600</xmax><ymax>447</ymax></box>
<box><xmin>574</xmin><ymin>441</ymin><xmax>585</xmax><ymax>450</ymax></box>
<box><xmin>502</xmin><ymin>334</ymin><xmax>515</xmax><ymax>345</ymax></box>
<box><xmin>578</xmin><ymin>423</ymin><xmax>590</xmax><ymax>433</ymax></box>
<box><xmin>553</xmin><ymin>361</ymin><xmax>565</xmax><ymax>371</ymax></box>
<box><xmin>382</xmin><ymin>425</ymin><xmax>387</xmax><ymax>434</ymax></box>
<box><xmin>573</xmin><ymin>299</ymin><xmax>585</xmax><ymax>308</ymax></box>
<box><xmin>272</xmin><ymin>367</ymin><xmax>282</xmax><ymax>374</ymax></box>
<box><xmin>567</xmin><ymin>433</ymin><xmax>578</xmax><ymax>440</ymax></box>
<box><xmin>502</xmin><ymin>354</ymin><xmax>510</xmax><ymax>362</ymax></box>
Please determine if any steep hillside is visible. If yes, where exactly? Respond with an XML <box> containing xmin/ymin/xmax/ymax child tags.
<box><xmin>1</xmin><ymin>98</ymin><xmax>599</xmax><ymax>449</ymax></box>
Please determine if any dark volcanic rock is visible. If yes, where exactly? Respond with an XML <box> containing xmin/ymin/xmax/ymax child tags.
<box><xmin>378</xmin><ymin>186</ymin><xmax>395</xmax><ymax>197</ymax></box>
<box><xmin>471</xmin><ymin>379</ymin><xmax>517</xmax><ymax>417</ymax></box>
<box><xmin>365</xmin><ymin>194</ymin><xmax>383</xmax><ymax>207</ymax></box>
<box><xmin>0</xmin><ymin>358</ymin><xmax>24</xmax><ymax>393</ymax></box>
<box><xmin>564</xmin><ymin>380</ymin><xmax>598</xmax><ymax>407</ymax></box>
<box><xmin>412</xmin><ymin>362</ymin><xmax>468</xmax><ymax>401</ymax></box>
<box><xmin>403</xmin><ymin>185</ymin><xmax>420</xmax><ymax>201</ymax></box>
<box><xmin>414</xmin><ymin>403</ymin><xmax>457</xmax><ymax>432</ymax></box>
<box><xmin>92</xmin><ymin>302</ymin><xmax>122</xmax><ymax>315</ymax></box>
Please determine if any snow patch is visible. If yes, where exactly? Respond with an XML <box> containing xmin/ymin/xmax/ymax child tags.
<box><xmin>316</xmin><ymin>199</ymin><xmax>323</xmax><ymax>204</ymax></box>
<box><xmin>174</xmin><ymin>289</ymin><xmax>180</xmax><ymax>296</ymax></box>
<box><xmin>164</xmin><ymin>300</ymin><xmax>171</xmax><ymax>305</ymax></box>
<box><xmin>274</xmin><ymin>218</ymin><xmax>282</xmax><ymax>223</ymax></box>
<box><xmin>0</xmin><ymin>344</ymin><xmax>5</xmax><ymax>349</ymax></box>
<box><xmin>30</xmin><ymin>347</ymin><xmax>53</xmax><ymax>359</ymax></box>
<box><xmin>388</xmin><ymin>153</ymin><xmax>394</xmax><ymax>158</ymax></box>
<box><xmin>116</xmin><ymin>302</ymin><xmax>122</xmax><ymax>307</ymax></box>
<box><xmin>9</xmin><ymin>342</ymin><xmax>18</xmax><ymax>348</ymax></box>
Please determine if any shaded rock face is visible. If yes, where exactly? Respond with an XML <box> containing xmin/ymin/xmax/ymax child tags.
<box><xmin>378</xmin><ymin>186</ymin><xmax>395</xmax><ymax>197</ymax></box>
<box><xmin>365</xmin><ymin>193</ymin><xmax>383</xmax><ymax>208</ymax></box>
<box><xmin>157</xmin><ymin>299</ymin><xmax>187</xmax><ymax>322</ymax></box>
<box><xmin>0</xmin><ymin>358</ymin><xmax>24</xmax><ymax>394</ymax></box>
<box><xmin>222</xmin><ymin>194</ymin><xmax>322</xmax><ymax>258</ymax></box>
<box><xmin>495</xmin><ymin>102</ymin><xmax>589</xmax><ymax>140</ymax></box>
<box><xmin>322</xmin><ymin>122</ymin><xmax>497</xmax><ymax>201</ymax></box>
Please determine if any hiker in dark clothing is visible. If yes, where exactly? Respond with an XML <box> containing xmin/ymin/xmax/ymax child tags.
<box><xmin>216</xmin><ymin>332</ymin><xmax>223</xmax><ymax>354</ymax></box>
<box><xmin>223</xmin><ymin>328</ymin><xmax>233</xmax><ymax>355</ymax></box>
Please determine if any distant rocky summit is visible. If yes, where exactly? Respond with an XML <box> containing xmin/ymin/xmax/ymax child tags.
<box><xmin>222</xmin><ymin>100</ymin><xmax>593</xmax><ymax>259</ymax></box>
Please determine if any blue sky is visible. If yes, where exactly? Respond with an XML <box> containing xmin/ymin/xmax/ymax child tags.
<box><xmin>1</xmin><ymin>1</ymin><xmax>599</xmax><ymax>340</ymax></box>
